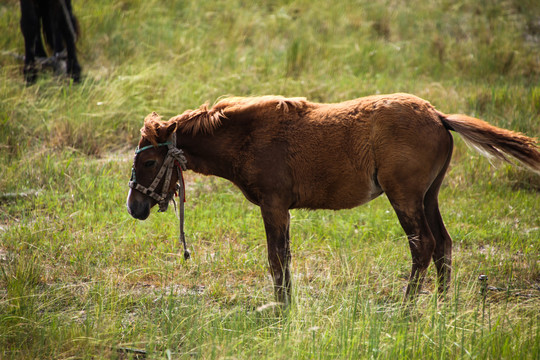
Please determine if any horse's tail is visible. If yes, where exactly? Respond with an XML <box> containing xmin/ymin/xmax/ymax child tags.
<box><xmin>438</xmin><ymin>112</ymin><xmax>540</xmax><ymax>174</ymax></box>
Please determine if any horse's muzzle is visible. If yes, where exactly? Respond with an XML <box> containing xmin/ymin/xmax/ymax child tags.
<box><xmin>127</xmin><ymin>190</ymin><xmax>151</xmax><ymax>220</ymax></box>
<box><xmin>127</xmin><ymin>200</ymin><xmax>150</xmax><ymax>220</ymax></box>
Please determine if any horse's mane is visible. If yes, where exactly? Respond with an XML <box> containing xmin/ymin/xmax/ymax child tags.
<box><xmin>169</xmin><ymin>95</ymin><xmax>308</xmax><ymax>136</ymax></box>
<box><xmin>141</xmin><ymin>109</ymin><xmax>218</xmax><ymax>145</ymax></box>
<box><xmin>140</xmin><ymin>112</ymin><xmax>163</xmax><ymax>146</ymax></box>
<box><xmin>141</xmin><ymin>96</ymin><xmax>308</xmax><ymax>143</ymax></box>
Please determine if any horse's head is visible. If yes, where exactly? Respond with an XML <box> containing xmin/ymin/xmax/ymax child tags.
<box><xmin>126</xmin><ymin>113</ymin><xmax>182</xmax><ymax>220</ymax></box>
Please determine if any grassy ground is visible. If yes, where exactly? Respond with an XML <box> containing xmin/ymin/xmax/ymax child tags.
<box><xmin>1</xmin><ymin>0</ymin><xmax>539</xmax><ymax>358</ymax></box>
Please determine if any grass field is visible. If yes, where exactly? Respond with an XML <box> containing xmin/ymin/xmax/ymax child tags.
<box><xmin>1</xmin><ymin>0</ymin><xmax>539</xmax><ymax>358</ymax></box>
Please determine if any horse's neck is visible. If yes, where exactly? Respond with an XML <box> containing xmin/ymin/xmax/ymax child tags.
<box><xmin>176</xmin><ymin>128</ymin><xmax>238</xmax><ymax>180</ymax></box>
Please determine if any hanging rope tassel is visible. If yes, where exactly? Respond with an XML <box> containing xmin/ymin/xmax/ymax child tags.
<box><xmin>174</xmin><ymin>165</ymin><xmax>190</xmax><ymax>260</ymax></box>
<box><xmin>167</xmin><ymin>133</ymin><xmax>190</xmax><ymax>260</ymax></box>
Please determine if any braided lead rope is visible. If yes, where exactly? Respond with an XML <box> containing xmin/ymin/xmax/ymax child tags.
<box><xmin>176</xmin><ymin>166</ymin><xmax>190</xmax><ymax>260</ymax></box>
<box><xmin>168</xmin><ymin>133</ymin><xmax>190</xmax><ymax>259</ymax></box>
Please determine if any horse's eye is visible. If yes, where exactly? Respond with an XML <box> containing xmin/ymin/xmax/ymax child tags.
<box><xmin>144</xmin><ymin>160</ymin><xmax>157</xmax><ymax>168</ymax></box>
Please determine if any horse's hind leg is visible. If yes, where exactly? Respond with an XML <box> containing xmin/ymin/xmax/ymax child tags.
<box><xmin>379</xmin><ymin>165</ymin><xmax>453</xmax><ymax>298</ymax></box>
<box><xmin>376</xmin><ymin>160</ymin><xmax>440</xmax><ymax>298</ymax></box>
<box><xmin>424</xmin><ymin>196</ymin><xmax>452</xmax><ymax>295</ymax></box>
<box><xmin>424</xmin><ymin>144</ymin><xmax>453</xmax><ymax>294</ymax></box>
<box><xmin>386</xmin><ymin>195</ymin><xmax>436</xmax><ymax>298</ymax></box>
<box><xmin>373</xmin><ymin>113</ymin><xmax>454</xmax><ymax>299</ymax></box>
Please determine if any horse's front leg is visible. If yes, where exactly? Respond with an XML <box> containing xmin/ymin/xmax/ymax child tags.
<box><xmin>261</xmin><ymin>205</ymin><xmax>291</xmax><ymax>306</ymax></box>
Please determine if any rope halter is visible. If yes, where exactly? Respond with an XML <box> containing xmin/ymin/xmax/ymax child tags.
<box><xmin>129</xmin><ymin>133</ymin><xmax>187</xmax><ymax>212</ymax></box>
<box><xmin>129</xmin><ymin>132</ymin><xmax>191</xmax><ymax>259</ymax></box>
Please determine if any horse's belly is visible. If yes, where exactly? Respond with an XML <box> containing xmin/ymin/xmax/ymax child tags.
<box><xmin>323</xmin><ymin>188</ymin><xmax>382</xmax><ymax>209</ymax></box>
<box><xmin>294</xmin><ymin>176</ymin><xmax>382</xmax><ymax>210</ymax></box>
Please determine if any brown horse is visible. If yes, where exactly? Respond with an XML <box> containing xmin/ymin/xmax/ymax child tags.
<box><xmin>126</xmin><ymin>93</ymin><xmax>540</xmax><ymax>304</ymax></box>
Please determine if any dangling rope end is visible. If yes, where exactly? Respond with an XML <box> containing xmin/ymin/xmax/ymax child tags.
<box><xmin>183</xmin><ymin>248</ymin><xmax>191</xmax><ymax>260</ymax></box>
<box><xmin>179</xmin><ymin>231</ymin><xmax>191</xmax><ymax>260</ymax></box>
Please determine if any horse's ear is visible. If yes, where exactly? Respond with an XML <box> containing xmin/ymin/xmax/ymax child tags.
<box><xmin>164</xmin><ymin>121</ymin><xmax>178</xmax><ymax>138</ymax></box>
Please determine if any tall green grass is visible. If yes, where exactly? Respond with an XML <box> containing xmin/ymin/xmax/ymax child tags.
<box><xmin>1</xmin><ymin>0</ymin><xmax>539</xmax><ymax>358</ymax></box>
